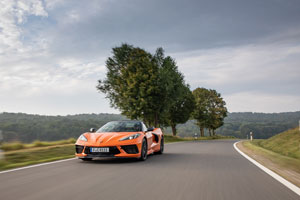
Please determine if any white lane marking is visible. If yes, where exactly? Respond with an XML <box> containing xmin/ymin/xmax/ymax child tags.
<box><xmin>0</xmin><ymin>142</ymin><xmax>181</xmax><ymax>174</ymax></box>
<box><xmin>234</xmin><ymin>141</ymin><xmax>300</xmax><ymax>196</ymax></box>
<box><xmin>0</xmin><ymin>158</ymin><xmax>77</xmax><ymax>174</ymax></box>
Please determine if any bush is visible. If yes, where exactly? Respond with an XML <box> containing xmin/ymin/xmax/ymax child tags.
<box><xmin>33</xmin><ymin>140</ymin><xmax>47</xmax><ymax>147</ymax></box>
<box><xmin>1</xmin><ymin>142</ymin><xmax>25</xmax><ymax>151</ymax></box>
<box><xmin>67</xmin><ymin>138</ymin><xmax>76</xmax><ymax>143</ymax></box>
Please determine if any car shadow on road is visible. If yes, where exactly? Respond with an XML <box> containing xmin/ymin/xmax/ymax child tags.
<box><xmin>77</xmin><ymin>152</ymin><xmax>192</xmax><ymax>165</ymax></box>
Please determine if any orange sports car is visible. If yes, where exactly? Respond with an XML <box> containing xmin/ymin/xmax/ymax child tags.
<box><xmin>75</xmin><ymin>120</ymin><xmax>164</xmax><ymax>161</ymax></box>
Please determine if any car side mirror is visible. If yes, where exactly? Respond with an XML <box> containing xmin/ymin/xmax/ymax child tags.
<box><xmin>147</xmin><ymin>127</ymin><xmax>154</xmax><ymax>132</ymax></box>
<box><xmin>90</xmin><ymin>128</ymin><xmax>95</xmax><ymax>133</ymax></box>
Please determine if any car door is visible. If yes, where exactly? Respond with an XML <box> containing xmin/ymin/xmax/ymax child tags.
<box><xmin>142</xmin><ymin>123</ymin><xmax>153</xmax><ymax>150</ymax></box>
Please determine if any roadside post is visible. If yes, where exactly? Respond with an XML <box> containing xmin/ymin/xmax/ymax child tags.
<box><xmin>0</xmin><ymin>130</ymin><xmax>3</xmax><ymax>160</ymax></box>
<box><xmin>0</xmin><ymin>130</ymin><xmax>2</xmax><ymax>142</ymax></box>
<box><xmin>194</xmin><ymin>133</ymin><xmax>198</xmax><ymax>140</ymax></box>
<box><xmin>250</xmin><ymin>132</ymin><xmax>253</xmax><ymax>141</ymax></box>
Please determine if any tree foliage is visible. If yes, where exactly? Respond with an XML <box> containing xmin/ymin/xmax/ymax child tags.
<box><xmin>152</xmin><ymin>48</ymin><xmax>195</xmax><ymax>135</ymax></box>
<box><xmin>97</xmin><ymin>44</ymin><xmax>162</xmax><ymax>126</ymax></box>
<box><xmin>192</xmin><ymin>88</ymin><xmax>227</xmax><ymax>136</ymax></box>
<box><xmin>97</xmin><ymin>44</ymin><xmax>195</xmax><ymax>129</ymax></box>
<box><xmin>168</xmin><ymin>85</ymin><xmax>195</xmax><ymax>135</ymax></box>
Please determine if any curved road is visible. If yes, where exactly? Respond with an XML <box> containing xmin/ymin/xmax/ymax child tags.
<box><xmin>0</xmin><ymin>140</ymin><xmax>298</xmax><ymax>200</ymax></box>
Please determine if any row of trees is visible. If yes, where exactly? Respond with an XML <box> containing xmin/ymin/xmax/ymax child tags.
<box><xmin>97</xmin><ymin>44</ymin><xmax>227</xmax><ymax>136</ymax></box>
<box><xmin>1</xmin><ymin>112</ymin><xmax>299</xmax><ymax>142</ymax></box>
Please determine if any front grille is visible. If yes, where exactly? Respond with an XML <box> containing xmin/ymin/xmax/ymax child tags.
<box><xmin>75</xmin><ymin>145</ymin><xmax>84</xmax><ymax>153</ymax></box>
<box><xmin>84</xmin><ymin>146</ymin><xmax>121</xmax><ymax>156</ymax></box>
<box><xmin>121</xmin><ymin>145</ymin><xmax>139</xmax><ymax>154</ymax></box>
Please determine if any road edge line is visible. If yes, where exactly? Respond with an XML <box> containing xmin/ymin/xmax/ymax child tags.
<box><xmin>0</xmin><ymin>158</ymin><xmax>77</xmax><ymax>174</ymax></box>
<box><xmin>233</xmin><ymin>141</ymin><xmax>300</xmax><ymax>196</ymax></box>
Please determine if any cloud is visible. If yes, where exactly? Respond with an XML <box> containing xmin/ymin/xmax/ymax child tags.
<box><xmin>0</xmin><ymin>55</ymin><xmax>111</xmax><ymax>115</ymax></box>
<box><xmin>174</xmin><ymin>34</ymin><xmax>300</xmax><ymax>96</ymax></box>
<box><xmin>223</xmin><ymin>92</ymin><xmax>300</xmax><ymax>113</ymax></box>
<box><xmin>0</xmin><ymin>0</ymin><xmax>300</xmax><ymax>115</ymax></box>
<box><xmin>172</xmin><ymin>31</ymin><xmax>300</xmax><ymax>112</ymax></box>
<box><xmin>0</xmin><ymin>0</ymin><xmax>47</xmax><ymax>53</ymax></box>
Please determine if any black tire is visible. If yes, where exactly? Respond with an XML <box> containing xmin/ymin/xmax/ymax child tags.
<box><xmin>157</xmin><ymin>136</ymin><xmax>164</xmax><ymax>154</ymax></box>
<box><xmin>80</xmin><ymin>158</ymin><xmax>92</xmax><ymax>161</ymax></box>
<box><xmin>139</xmin><ymin>138</ymin><xmax>148</xmax><ymax>161</ymax></box>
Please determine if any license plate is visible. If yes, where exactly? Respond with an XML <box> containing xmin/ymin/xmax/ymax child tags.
<box><xmin>90</xmin><ymin>147</ymin><xmax>109</xmax><ymax>153</ymax></box>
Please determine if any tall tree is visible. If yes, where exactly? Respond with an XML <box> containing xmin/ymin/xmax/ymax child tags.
<box><xmin>206</xmin><ymin>89</ymin><xmax>228</xmax><ymax>135</ymax></box>
<box><xmin>192</xmin><ymin>88</ymin><xmax>227</xmax><ymax>136</ymax></box>
<box><xmin>152</xmin><ymin>48</ymin><xmax>195</xmax><ymax>134</ymax></box>
<box><xmin>192</xmin><ymin>88</ymin><xmax>210</xmax><ymax>137</ymax></box>
<box><xmin>97</xmin><ymin>44</ymin><xmax>161</xmax><ymax>126</ymax></box>
<box><xmin>168</xmin><ymin>85</ymin><xmax>195</xmax><ymax>136</ymax></box>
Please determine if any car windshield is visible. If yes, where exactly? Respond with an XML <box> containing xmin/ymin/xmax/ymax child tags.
<box><xmin>96</xmin><ymin>121</ymin><xmax>142</xmax><ymax>132</ymax></box>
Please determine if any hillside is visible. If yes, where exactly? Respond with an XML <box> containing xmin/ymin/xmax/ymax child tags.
<box><xmin>173</xmin><ymin>112</ymin><xmax>300</xmax><ymax>139</ymax></box>
<box><xmin>0</xmin><ymin>113</ymin><xmax>126</xmax><ymax>143</ymax></box>
<box><xmin>258</xmin><ymin>127</ymin><xmax>300</xmax><ymax>159</ymax></box>
<box><xmin>0</xmin><ymin>111</ymin><xmax>299</xmax><ymax>142</ymax></box>
<box><xmin>239</xmin><ymin>128</ymin><xmax>300</xmax><ymax>187</ymax></box>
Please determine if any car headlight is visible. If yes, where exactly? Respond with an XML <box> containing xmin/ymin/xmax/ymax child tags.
<box><xmin>78</xmin><ymin>134</ymin><xmax>87</xmax><ymax>142</ymax></box>
<box><xmin>119</xmin><ymin>133</ymin><xmax>141</xmax><ymax>141</ymax></box>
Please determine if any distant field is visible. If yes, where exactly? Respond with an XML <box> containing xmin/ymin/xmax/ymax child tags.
<box><xmin>0</xmin><ymin>134</ymin><xmax>234</xmax><ymax>171</ymax></box>
<box><xmin>0</xmin><ymin>138</ymin><xmax>76</xmax><ymax>151</ymax></box>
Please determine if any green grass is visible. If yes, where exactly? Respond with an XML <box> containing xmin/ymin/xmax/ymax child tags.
<box><xmin>0</xmin><ymin>145</ymin><xmax>75</xmax><ymax>170</ymax></box>
<box><xmin>164</xmin><ymin>134</ymin><xmax>235</xmax><ymax>143</ymax></box>
<box><xmin>255</xmin><ymin>127</ymin><xmax>300</xmax><ymax>159</ymax></box>
<box><xmin>241</xmin><ymin>127</ymin><xmax>300</xmax><ymax>175</ymax></box>
<box><xmin>242</xmin><ymin>140</ymin><xmax>300</xmax><ymax>174</ymax></box>
<box><xmin>164</xmin><ymin>135</ymin><xmax>187</xmax><ymax>143</ymax></box>
<box><xmin>1</xmin><ymin>138</ymin><xmax>76</xmax><ymax>151</ymax></box>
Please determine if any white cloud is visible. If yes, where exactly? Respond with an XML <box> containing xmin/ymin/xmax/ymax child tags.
<box><xmin>0</xmin><ymin>1</ymin><xmax>299</xmax><ymax>115</ymax></box>
<box><xmin>0</xmin><ymin>0</ymin><xmax>47</xmax><ymax>53</ymax></box>
<box><xmin>174</xmin><ymin>40</ymin><xmax>300</xmax><ymax>94</ymax></box>
<box><xmin>172</xmin><ymin>35</ymin><xmax>300</xmax><ymax>113</ymax></box>
<box><xmin>224</xmin><ymin>92</ymin><xmax>300</xmax><ymax>113</ymax></box>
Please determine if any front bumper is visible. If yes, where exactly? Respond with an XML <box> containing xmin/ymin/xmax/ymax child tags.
<box><xmin>75</xmin><ymin>144</ymin><xmax>141</xmax><ymax>158</ymax></box>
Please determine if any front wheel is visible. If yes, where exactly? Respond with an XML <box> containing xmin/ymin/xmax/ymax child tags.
<box><xmin>139</xmin><ymin>138</ymin><xmax>148</xmax><ymax>161</ymax></box>
<box><xmin>157</xmin><ymin>136</ymin><xmax>164</xmax><ymax>154</ymax></box>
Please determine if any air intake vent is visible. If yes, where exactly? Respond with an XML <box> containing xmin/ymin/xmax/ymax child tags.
<box><xmin>121</xmin><ymin>145</ymin><xmax>139</xmax><ymax>154</ymax></box>
<box><xmin>75</xmin><ymin>145</ymin><xmax>84</xmax><ymax>153</ymax></box>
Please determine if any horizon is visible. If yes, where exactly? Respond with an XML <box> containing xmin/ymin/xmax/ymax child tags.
<box><xmin>1</xmin><ymin>110</ymin><xmax>300</xmax><ymax>117</ymax></box>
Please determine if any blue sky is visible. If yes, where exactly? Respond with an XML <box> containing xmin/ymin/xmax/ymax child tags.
<box><xmin>0</xmin><ymin>0</ymin><xmax>300</xmax><ymax>115</ymax></box>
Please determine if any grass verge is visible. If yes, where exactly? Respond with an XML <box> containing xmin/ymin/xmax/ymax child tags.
<box><xmin>0</xmin><ymin>144</ymin><xmax>75</xmax><ymax>171</ymax></box>
<box><xmin>239</xmin><ymin>140</ymin><xmax>300</xmax><ymax>187</ymax></box>
<box><xmin>164</xmin><ymin>134</ymin><xmax>235</xmax><ymax>142</ymax></box>
<box><xmin>257</xmin><ymin>128</ymin><xmax>300</xmax><ymax>159</ymax></box>
<box><xmin>0</xmin><ymin>138</ymin><xmax>76</xmax><ymax>151</ymax></box>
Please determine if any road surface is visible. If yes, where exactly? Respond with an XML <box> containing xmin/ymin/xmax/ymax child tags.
<box><xmin>0</xmin><ymin>140</ymin><xmax>298</xmax><ymax>200</ymax></box>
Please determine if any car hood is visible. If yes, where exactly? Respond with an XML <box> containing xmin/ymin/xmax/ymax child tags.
<box><xmin>79</xmin><ymin>132</ymin><xmax>142</xmax><ymax>145</ymax></box>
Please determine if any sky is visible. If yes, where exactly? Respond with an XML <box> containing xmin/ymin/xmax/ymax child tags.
<box><xmin>0</xmin><ymin>0</ymin><xmax>300</xmax><ymax>115</ymax></box>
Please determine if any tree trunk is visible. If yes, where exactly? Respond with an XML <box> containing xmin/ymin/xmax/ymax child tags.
<box><xmin>154</xmin><ymin>113</ymin><xmax>158</xmax><ymax>128</ymax></box>
<box><xmin>212</xmin><ymin>129</ymin><xmax>216</xmax><ymax>136</ymax></box>
<box><xmin>171</xmin><ymin>124</ymin><xmax>177</xmax><ymax>136</ymax></box>
<box><xmin>209</xmin><ymin>129</ymin><xmax>212</xmax><ymax>136</ymax></box>
<box><xmin>200</xmin><ymin>127</ymin><xmax>204</xmax><ymax>137</ymax></box>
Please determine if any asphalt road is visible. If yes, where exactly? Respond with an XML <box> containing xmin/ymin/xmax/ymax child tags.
<box><xmin>0</xmin><ymin>140</ymin><xmax>298</xmax><ymax>200</ymax></box>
